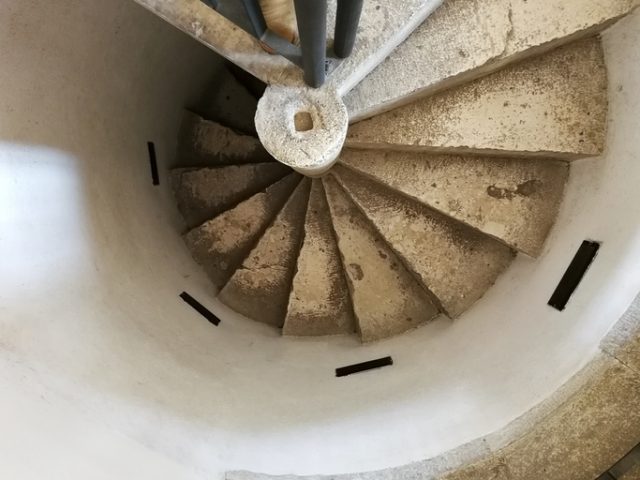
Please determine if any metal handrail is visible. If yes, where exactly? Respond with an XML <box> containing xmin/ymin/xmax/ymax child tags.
<box><xmin>237</xmin><ymin>0</ymin><xmax>364</xmax><ymax>88</ymax></box>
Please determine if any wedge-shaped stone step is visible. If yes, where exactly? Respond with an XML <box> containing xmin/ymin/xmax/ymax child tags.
<box><xmin>347</xmin><ymin>38</ymin><xmax>607</xmax><ymax>159</ymax></box>
<box><xmin>339</xmin><ymin>150</ymin><xmax>568</xmax><ymax>257</ymax></box>
<box><xmin>184</xmin><ymin>174</ymin><xmax>301</xmax><ymax>289</ymax></box>
<box><xmin>283</xmin><ymin>180</ymin><xmax>356</xmax><ymax>337</ymax></box>
<box><xmin>172</xmin><ymin>162</ymin><xmax>290</xmax><ymax>229</ymax></box>
<box><xmin>177</xmin><ymin>112</ymin><xmax>271</xmax><ymax>167</ymax></box>
<box><xmin>219</xmin><ymin>179</ymin><xmax>311</xmax><ymax>328</ymax></box>
<box><xmin>331</xmin><ymin>165</ymin><xmax>515</xmax><ymax>318</ymax></box>
<box><xmin>323</xmin><ymin>175</ymin><xmax>439</xmax><ymax>343</ymax></box>
<box><xmin>346</xmin><ymin>0</ymin><xmax>638</xmax><ymax>121</ymax></box>
<box><xmin>196</xmin><ymin>64</ymin><xmax>260</xmax><ymax>135</ymax></box>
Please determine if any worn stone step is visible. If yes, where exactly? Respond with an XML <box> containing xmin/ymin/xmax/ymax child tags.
<box><xmin>323</xmin><ymin>175</ymin><xmax>440</xmax><ymax>343</ymax></box>
<box><xmin>177</xmin><ymin>112</ymin><xmax>271</xmax><ymax>168</ymax></box>
<box><xmin>339</xmin><ymin>150</ymin><xmax>568</xmax><ymax>257</ymax></box>
<box><xmin>195</xmin><ymin>63</ymin><xmax>259</xmax><ymax>135</ymax></box>
<box><xmin>219</xmin><ymin>178</ymin><xmax>311</xmax><ymax>328</ymax></box>
<box><xmin>331</xmin><ymin>165</ymin><xmax>515</xmax><ymax>318</ymax></box>
<box><xmin>171</xmin><ymin>162</ymin><xmax>290</xmax><ymax>229</ymax></box>
<box><xmin>184</xmin><ymin>174</ymin><xmax>301</xmax><ymax>289</ymax></box>
<box><xmin>283</xmin><ymin>180</ymin><xmax>356</xmax><ymax>337</ymax></box>
<box><xmin>346</xmin><ymin>38</ymin><xmax>607</xmax><ymax>160</ymax></box>
<box><xmin>346</xmin><ymin>0</ymin><xmax>638</xmax><ymax>121</ymax></box>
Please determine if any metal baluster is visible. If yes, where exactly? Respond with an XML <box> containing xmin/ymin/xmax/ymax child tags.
<box><xmin>294</xmin><ymin>0</ymin><xmax>327</xmax><ymax>88</ymax></box>
<box><xmin>240</xmin><ymin>0</ymin><xmax>268</xmax><ymax>38</ymax></box>
<box><xmin>334</xmin><ymin>0</ymin><xmax>363</xmax><ymax>58</ymax></box>
<box><xmin>204</xmin><ymin>0</ymin><xmax>220</xmax><ymax>9</ymax></box>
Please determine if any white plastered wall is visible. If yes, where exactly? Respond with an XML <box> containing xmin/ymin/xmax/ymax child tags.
<box><xmin>1</xmin><ymin>2</ymin><xmax>640</xmax><ymax>479</ymax></box>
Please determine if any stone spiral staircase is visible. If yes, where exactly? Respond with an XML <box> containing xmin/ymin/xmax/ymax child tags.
<box><xmin>169</xmin><ymin>29</ymin><xmax>616</xmax><ymax>342</ymax></box>
<box><xmin>128</xmin><ymin>0</ymin><xmax>640</xmax><ymax>343</ymax></box>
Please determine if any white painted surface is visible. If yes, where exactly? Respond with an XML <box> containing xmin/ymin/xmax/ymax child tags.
<box><xmin>1</xmin><ymin>2</ymin><xmax>640</xmax><ymax>480</ymax></box>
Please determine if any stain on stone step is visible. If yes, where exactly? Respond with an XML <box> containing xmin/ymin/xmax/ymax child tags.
<box><xmin>487</xmin><ymin>179</ymin><xmax>541</xmax><ymax>200</ymax></box>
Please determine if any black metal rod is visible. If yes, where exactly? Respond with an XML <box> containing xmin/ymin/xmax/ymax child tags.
<box><xmin>241</xmin><ymin>0</ymin><xmax>268</xmax><ymax>38</ymax></box>
<box><xmin>334</xmin><ymin>0</ymin><xmax>363</xmax><ymax>58</ymax></box>
<box><xmin>294</xmin><ymin>0</ymin><xmax>327</xmax><ymax>88</ymax></box>
<box><xmin>203</xmin><ymin>0</ymin><xmax>219</xmax><ymax>10</ymax></box>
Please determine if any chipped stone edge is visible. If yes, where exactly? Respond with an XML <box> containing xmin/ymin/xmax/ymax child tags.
<box><xmin>341</xmin><ymin>143</ymin><xmax>600</xmax><ymax>162</ymax></box>
<box><xmin>225</xmin><ymin>292</ymin><xmax>640</xmax><ymax>480</ymax></box>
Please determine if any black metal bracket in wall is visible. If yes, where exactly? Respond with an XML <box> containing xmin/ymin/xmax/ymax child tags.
<box><xmin>180</xmin><ymin>292</ymin><xmax>221</xmax><ymax>326</ymax></box>
<box><xmin>336</xmin><ymin>356</ymin><xmax>393</xmax><ymax>377</ymax></box>
<box><xmin>548</xmin><ymin>240</ymin><xmax>600</xmax><ymax>311</ymax></box>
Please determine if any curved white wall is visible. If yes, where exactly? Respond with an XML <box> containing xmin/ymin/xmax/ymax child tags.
<box><xmin>1</xmin><ymin>2</ymin><xmax>640</xmax><ymax>479</ymax></box>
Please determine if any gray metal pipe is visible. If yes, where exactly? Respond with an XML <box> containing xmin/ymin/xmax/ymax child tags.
<box><xmin>294</xmin><ymin>0</ymin><xmax>327</xmax><ymax>88</ymax></box>
<box><xmin>240</xmin><ymin>0</ymin><xmax>268</xmax><ymax>38</ymax></box>
<box><xmin>334</xmin><ymin>0</ymin><xmax>363</xmax><ymax>58</ymax></box>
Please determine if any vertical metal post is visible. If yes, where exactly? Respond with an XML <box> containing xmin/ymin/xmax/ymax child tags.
<box><xmin>202</xmin><ymin>0</ymin><xmax>220</xmax><ymax>9</ymax></box>
<box><xmin>334</xmin><ymin>0</ymin><xmax>363</xmax><ymax>58</ymax></box>
<box><xmin>241</xmin><ymin>0</ymin><xmax>268</xmax><ymax>38</ymax></box>
<box><xmin>294</xmin><ymin>0</ymin><xmax>327</xmax><ymax>88</ymax></box>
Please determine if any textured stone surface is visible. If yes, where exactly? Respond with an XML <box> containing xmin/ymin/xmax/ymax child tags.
<box><xmin>601</xmin><ymin>293</ymin><xmax>640</xmax><ymax>374</ymax></box>
<box><xmin>346</xmin><ymin>0</ymin><xmax>511</xmax><ymax>121</ymax></box>
<box><xmin>177</xmin><ymin>112</ymin><xmax>270</xmax><ymax>166</ymax></box>
<box><xmin>346</xmin><ymin>38</ymin><xmax>608</xmax><ymax>159</ymax></box>
<box><xmin>184</xmin><ymin>174</ymin><xmax>300</xmax><ymax>288</ymax></box>
<box><xmin>283</xmin><ymin>180</ymin><xmax>356</xmax><ymax>336</ymax></box>
<box><xmin>504</xmin><ymin>0</ymin><xmax>639</xmax><ymax>58</ymax></box>
<box><xmin>325</xmin><ymin>0</ymin><xmax>444</xmax><ymax>95</ymax></box>
<box><xmin>171</xmin><ymin>162</ymin><xmax>290</xmax><ymax>228</ymax></box>
<box><xmin>219</xmin><ymin>179</ymin><xmax>311</xmax><ymax>328</ymax></box>
<box><xmin>339</xmin><ymin>150</ymin><xmax>568</xmax><ymax>256</ymax></box>
<box><xmin>346</xmin><ymin>0</ymin><xmax>638</xmax><ymax>121</ymax></box>
<box><xmin>332</xmin><ymin>164</ymin><xmax>514</xmax><ymax>318</ymax></box>
<box><xmin>255</xmin><ymin>86</ymin><xmax>349</xmax><ymax>176</ymax></box>
<box><xmin>323</xmin><ymin>175</ymin><xmax>439</xmax><ymax>342</ymax></box>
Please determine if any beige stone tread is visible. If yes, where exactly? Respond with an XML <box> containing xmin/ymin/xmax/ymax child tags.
<box><xmin>345</xmin><ymin>0</ymin><xmax>638</xmax><ymax>122</ymax></box>
<box><xmin>346</xmin><ymin>38</ymin><xmax>607</xmax><ymax>160</ymax></box>
<box><xmin>283</xmin><ymin>180</ymin><xmax>356</xmax><ymax>337</ymax></box>
<box><xmin>323</xmin><ymin>175</ymin><xmax>440</xmax><ymax>343</ymax></box>
<box><xmin>219</xmin><ymin>178</ymin><xmax>311</xmax><ymax>328</ymax></box>
<box><xmin>183</xmin><ymin>173</ymin><xmax>301</xmax><ymax>289</ymax></box>
<box><xmin>178</xmin><ymin>112</ymin><xmax>271</xmax><ymax>166</ymax></box>
<box><xmin>331</xmin><ymin>164</ymin><xmax>515</xmax><ymax>318</ymax></box>
<box><xmin>171</xmin><ymin>162</ymin><xmax>290</xmax><ymax>229</ymax></box>
<box><xmin>339</xmin><ymin>150</ymin><xmax>568</xmax><ymax>257</ymax></box>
